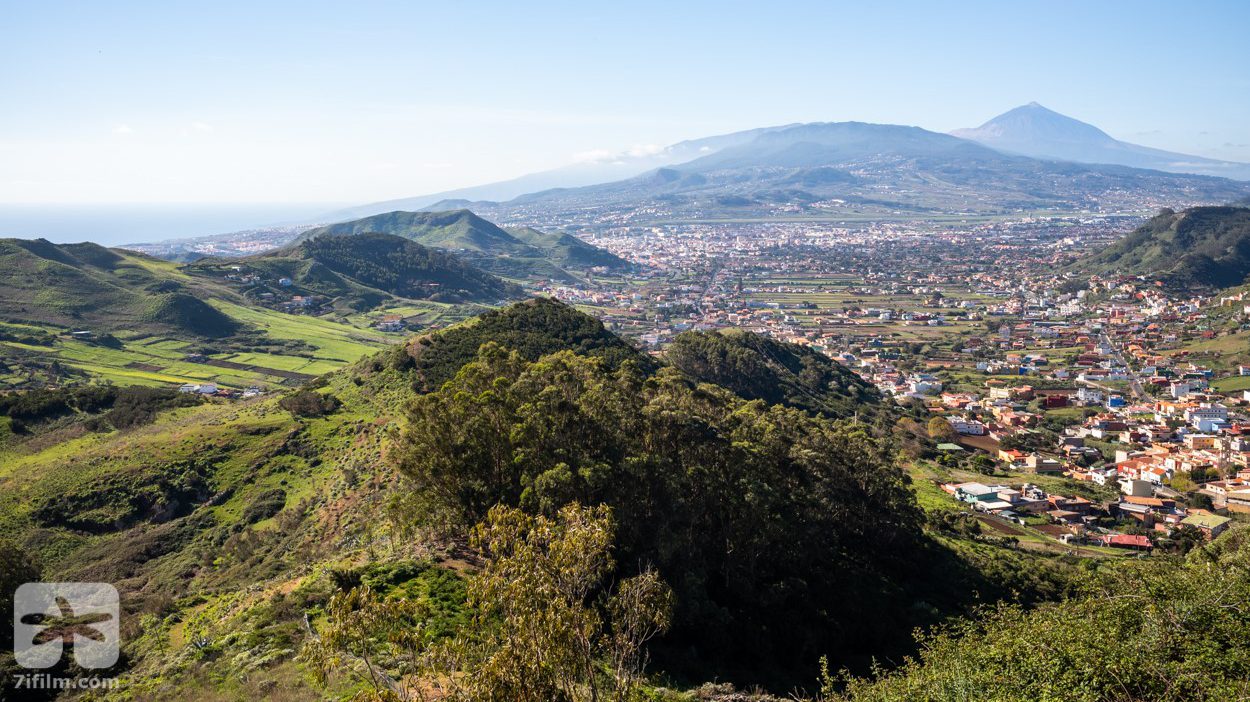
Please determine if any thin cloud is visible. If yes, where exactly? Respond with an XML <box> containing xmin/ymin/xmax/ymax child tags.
<box><xmin>112</xmin><ymin>125</ymin><xmax>134</xmax><ymax>135</ymax></box>
<box><xmin>572</xmin><ymin>148</ymin><xmax>615</xmax><ymax>164</ymax></box>
<box><xmin>573</xmin><ymin>143</ymin><xmax>667</xmax><ymax>164</ymax></box>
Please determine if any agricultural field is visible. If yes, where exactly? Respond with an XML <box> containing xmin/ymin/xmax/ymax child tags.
<box><xmin>342</xmin><ymin>299</ymin><xmax>492</xmax><ymax>330</ymax></box>
<box><xmin>0</xmin><ymin>304</ymin><xmax>401</xmax><ymax>390</ymax></box>
<box><xmin>1167</xmin><ymin>329</ymin><xmax>1250</xmax><ymax>376</ymax></box>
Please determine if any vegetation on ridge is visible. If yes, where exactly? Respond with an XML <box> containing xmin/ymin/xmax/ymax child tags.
<box><xmin>1072</xmin><ymin>206</ymin><xmax>1250</xmax><ymax>291</ymax></box>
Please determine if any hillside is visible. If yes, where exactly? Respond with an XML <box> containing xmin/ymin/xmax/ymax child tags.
<box><xmin>0</xmin><ymin>238</ymin><xmax>240</xmax><ymax>337</ymax></box>
<box><xmin>1072</xmin><ymin>206</ymin><xmax>1250</xmax><ymax>290</ymax></box>
<box><xmin>191</xmin><ymin>232</ymin><xmax>524</xmax><ymax>309</ymax></box>
<box><xmin>474</xmin><ymin>121</ymin><xmax>1250</xmax><ymax>223</ymax></box>
<box><xmin>834</xmin><ymin>528</ymin><xmax>1250</xmax><ymax>701</ymax></box>
<box><xmin>505</xmin><ymin>226</ymin><xmax>627</xmax><ymax>269</ymax></box>
<box><xmin>0</xmin><ymin>238</ymin><xmax>412</xmax><ymax>390</ymax></box>
<box><xmin>953</xmin><ymin>102</ymin><xmax>1250</xmax><ymax>181</ymax></box>
<box><xmin>0</xmin><ymin>299</ymin><xmax>1093</xmax><ymax>697</ymax></box>
<box><xmin>665</xmin><ymin>329</ymin><xmax>883</xmax><ymax>420</ymax></box>
<box><xmin>297</xmin><ymin>210</ymin><xmax>626</xmax><ymax>280</ymax></box>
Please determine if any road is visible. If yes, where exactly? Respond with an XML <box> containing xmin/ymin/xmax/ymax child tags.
<box><xmin>1100</xmin><ymin>333</ymin><xmax>1149</xmax><ymax>402</ymax></box>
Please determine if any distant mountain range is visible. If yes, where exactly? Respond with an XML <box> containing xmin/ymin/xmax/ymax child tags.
<box><xmin>329</xmin><ymin>103</ymin><xmax>1250</xmax><ymax>227</ymax></box>
<box><xmin>1071</xmin><ymin>205</ymin><xmax>1250</xmax><ymax>290</ymax></box>
<box><xmin>450</xmin><ymin>120</ymin><xmax>1250</xmax><ymax>223</ymax></box>
<box><xmin>296</xmin><ymin>209</ymin><xmax>627</xmax><ymax>281</ymax></box>
<box><xmin>952</xmin><ymin>103</ymin><xmax>1250</xmax><ymax>181</ymax></box>
<box><xmin>318</xmin><ymin>127</ymin><xmax>794</xmax><ymax>221</ymax></box>
<box><xmin>120</xmin><ymin>105</ymin><xmax>1250</xmax><ymax>254</ymax></box>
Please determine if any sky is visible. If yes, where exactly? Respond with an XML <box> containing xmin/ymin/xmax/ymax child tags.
<box><xmin>3</xmin><ymin>0</ymin><xmax>1249</xmax><ymax>206</ymax></box>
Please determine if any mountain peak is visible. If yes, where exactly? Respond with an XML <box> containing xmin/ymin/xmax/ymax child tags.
<box><xmin>961</xmin><ymin>104</ymin><xmax>1114</xmax><ymax>143</ymax></box>
<box><xmin>953</xmin><ymin>105</ymin><xmax>1250</xmax><ymax>180</ymax></box>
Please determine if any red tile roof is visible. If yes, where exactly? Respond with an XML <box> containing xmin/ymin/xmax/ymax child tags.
<box><xmin>1102</xmin><ymin>534</ymin><xmax>1153</xmax><ymax>548</ymax></box>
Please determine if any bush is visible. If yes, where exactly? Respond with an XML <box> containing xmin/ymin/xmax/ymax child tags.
<box><xmin>278</xmin><ymin>389</ymin><xmax>340</xmax><ymax>417</ymax></box>
<box><xmin>241</xmin><ymin>489</ymin><xmax>287</xmax><ymax>523</ymax></box>
<box><xmin>831</xmin><ymin>527</ymin><xmax>1250</xmax><ymax>702</ymax></box>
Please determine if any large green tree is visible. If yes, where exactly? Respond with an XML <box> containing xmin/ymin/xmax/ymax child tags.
<box><xmin>393</xmin><ymin>343</ymin><xmax>924</xmax><ymax>676</ymax></box>
<box><xmin>303</xmin><ymin>504</ymin><xmax>672</xmax><ymax>702</ymax></box>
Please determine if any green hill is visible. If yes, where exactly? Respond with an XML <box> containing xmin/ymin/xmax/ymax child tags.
<box><xmin>665</xmin><ymin>329</ymin><xmax>883</xmax><ymax>420</ymax></box>
<box><xmin>191</xmin><ymin>232</ymin><xmax>524</xmax><ymax>309</ymax></box>
<box><xmin>298</xmin><ymin>210</ymin><xmax>626</xmax><ymax>280</ymax></box>
<box><xmin>1073</xmin><ymin>206</ymin><xmax>1250</xmax><ymax>290</ymax></box>
<box><xmin>505</xmin><ymin>226</ymin><xmax>628</xmax><ymax>269</ymax></box>
<box><xmin>0</xmin><ymin>238</ymin><xmax>413</xmax><ymax>390</ymax></box>
<box><xmin>300</xmin><ymin>209</ymin><xmax>533</xmax><ymax>254</ymax></box>
<box><xmin>0</xmin><ymin>238</ymin><xmax>239</xmax><ymax>337</ymax></box>
<box><xmin>377</xmin><ymin>296</ymin><xmax>655</xmax><ymax>391</ymax></box>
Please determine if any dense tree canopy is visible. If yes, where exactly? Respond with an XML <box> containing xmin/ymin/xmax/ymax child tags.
<box><xmin>665</xmin><ymin>329</ymin><xmax>885</xmax><ymax>421</ymax></box>
<box><xmin>387</xmin><ymin>297</ymin><xmax>655</xmax><ymax>392</ymax></box>
<box><xmin>393</xmin><ymin>342</ymin><xmax>926</xmax><ymax>678</ymax></box>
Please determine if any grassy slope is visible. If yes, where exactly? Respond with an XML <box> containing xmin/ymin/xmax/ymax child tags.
<box><xmin>0</xmin><ymin>365</ymin><xmax>433</xmax><ymax>699</ymax></box>
<box><xmin>0</xmin><ymin>239</ymin><xmax>239</xmax><ymax>335</ymax></box>
<box><xmin>1073</xmin><ymin>206</ymin><xmax>1250</xmax><ymax>290</ymax></box>
<box><xmin>0</xmin><ymin>239</ymin><xmax>417</xmax><ymax>389</ymax></box>
<box><xmin>0</xmin><ymin>301</ymin><xmax>397</xmax><ymax>390</ymax></box>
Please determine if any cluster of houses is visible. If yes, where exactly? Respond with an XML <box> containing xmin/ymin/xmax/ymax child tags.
<box><xmin>177</xmin><ymin>382</ymin><xmax>264</xmax><ymax>399</ymax></box>
<box><xmin>944</xmin><ymin>478</ymin><xmax>1232</xmax><ymax>550</ymax></box>
<box><xmin>203</xmin><ymin>265</ymin><xmax>333</xmax><ymax>315</ymax></box>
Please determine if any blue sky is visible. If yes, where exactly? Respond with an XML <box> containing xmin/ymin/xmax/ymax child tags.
<box><xmin>3</xmin><ymin>0</ymin><xmax>1248</xmax><ymax>204</ymax></box>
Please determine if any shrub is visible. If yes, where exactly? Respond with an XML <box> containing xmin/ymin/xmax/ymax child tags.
<box><xmin>241</xmin><ymin>489</ymin><xmax>287</xmax><ymax>524</ymax></box>
<box><xmin>278</xmin><ymin>389</ymin><xmax>340</xmax><ymax>417</ymax></box>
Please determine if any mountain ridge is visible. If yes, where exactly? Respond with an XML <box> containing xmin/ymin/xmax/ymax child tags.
<box><xmin>1070</xmin><ymin>205</ymin><xmax>1250</xmax><ymax>290</ymax></box>
<box><xmin>472</xmin><ymin>121</ymin><xmax>1250</xmax><ymax>220</ymax></box>
<box><xmin>296</xmin><ymin>209</ymin><xmax>626</xmax><ymax>280</ymax></box>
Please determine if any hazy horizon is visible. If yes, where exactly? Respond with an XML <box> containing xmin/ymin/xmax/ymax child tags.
<box><xmin>0</xmin><ymin>202</ymin><xmax>344</xmax><ymax>246</ymax></box>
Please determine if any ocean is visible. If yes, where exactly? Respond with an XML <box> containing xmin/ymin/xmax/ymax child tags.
<box><xmin>0</xmin><ymin>203</ymin><xmax>344</xmax><ymax>247</ymax></box>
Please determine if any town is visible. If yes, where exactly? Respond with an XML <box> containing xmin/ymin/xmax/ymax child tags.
<box><xmin>520</xmin><ymin>212</ymin><xmax>1250</xmax><ymax>555</ymax></box>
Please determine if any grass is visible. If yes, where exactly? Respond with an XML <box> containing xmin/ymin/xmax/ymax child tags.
<box><xmin>1212</xmin><ymin>374</ymin><xmax>1250</xmax><ymax>392</ymax></box>
<box><xmin>208</xmin><ymin>300</ymin><xmax>392</xmax><ymax>363</ymax></box>
<box><xmin>1</xmin><ymin>300</ymin><xmax>401</xmax><ymax>389</ymax></box>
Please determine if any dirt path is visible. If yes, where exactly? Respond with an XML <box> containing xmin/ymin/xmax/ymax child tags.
<box><xmin>202</xmin><ymin>357</ymin><xmax>317</xmax><ymax>382</ymax></box>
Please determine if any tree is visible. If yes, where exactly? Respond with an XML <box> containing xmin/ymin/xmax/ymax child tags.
<box><xmin>927</xmin><ymin>416</ymin><xmax>958</xmax><ymax>443</ymax></box>
<box><xmin>0</xmin><ymin>540</ymin><xmax>40</xmax><ymax>651</ymax></box>
<box><xmin>279</xmin><ymin>389</ymin><xmax>341</xmax><ymax>417</ymax></box>
<box><xmin>391</xmin><ymin>344</ymin><xmax>924</xmax><ymax>674</ymax></box>
<box><xmin>455</xmin><ymin>504</ymin><xmax>672</xmax><ymax>702</ymax></box>
<box><xmin>301</xmin><ymin>585</ymin><xmax>434</xmax><ymax>701</ymax></box>
<box><xmin>303</xmin><ymin>504</ymin><xmax>673</xmax><ymax>702</ymax></box>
